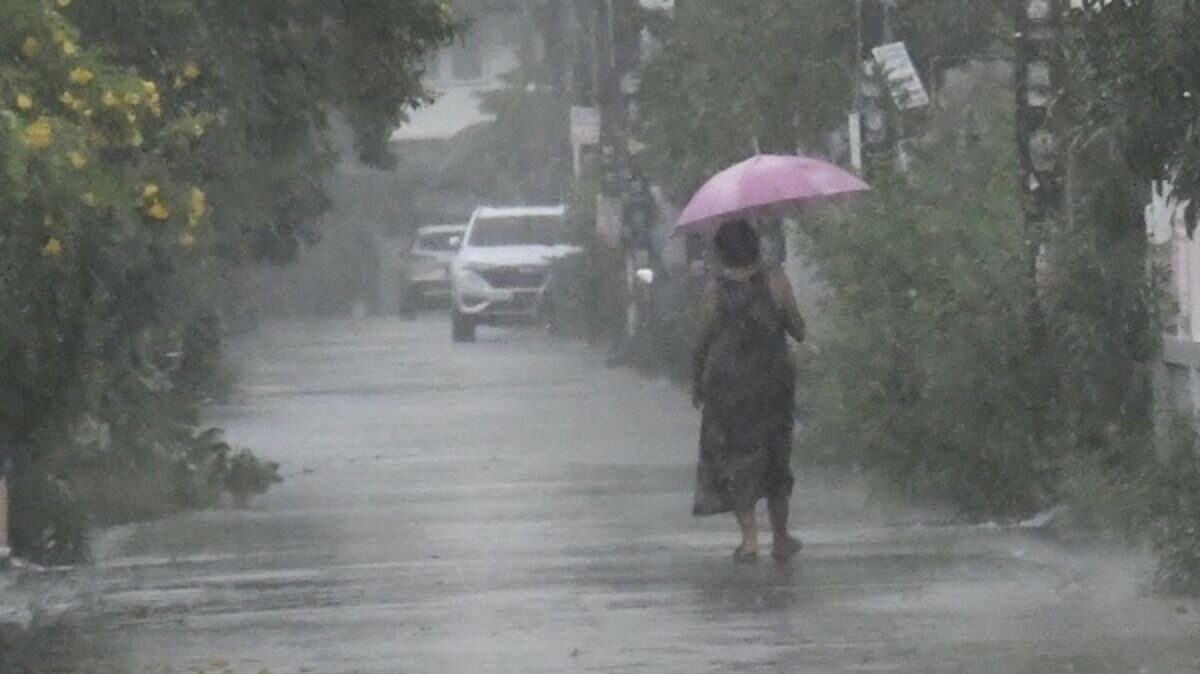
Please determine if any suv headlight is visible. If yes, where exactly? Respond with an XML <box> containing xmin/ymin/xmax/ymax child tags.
<box><xmin>456</xmin><ymin>267</ymin><xmax>492</xmax><ymax>295</ymax></box>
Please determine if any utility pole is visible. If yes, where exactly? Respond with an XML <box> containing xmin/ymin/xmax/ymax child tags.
<box><xmin>1014</xmin><ymin>0</ymin><xmax>1066</xmax><ymax>451</ymax></box>
<box><xmin>0</xmin><ymin>470</ymin><xmax>8</xmax><ymax>561</ymax></box>
<box><xmin>852</xmin><ymin>0</ymin><xmax>907</xmax><ymax>176</ymax></box>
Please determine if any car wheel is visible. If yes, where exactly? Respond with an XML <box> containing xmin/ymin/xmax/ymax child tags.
<box><xmin>451</xmin><ymin>310</ymin><xmax>476</xmax><ymax>343</ymax></box>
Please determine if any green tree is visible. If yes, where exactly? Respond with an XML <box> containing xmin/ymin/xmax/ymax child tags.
<box><xmin>1061</xmin><ymin>0</ymin><xmax>1200</xmax><ymax>593</ymax></box>
<box><xmin>1067</xmin><ymin>1</ymin><xmax>1200</xmax><ymax>223</ymax></box>
<box><xmin>0</xmin><ymin>0</ymin><xmax>455</xmax><ymax>563</ymax></box>
<box><xmin>638</xmin><ymin>0</ymin><xmax>855</xmax><ymax>199</ymax></box>
<box><xmin>68</xmin><ymin>0</ymin><xmax>457</xmax><ymax>263</ymax></box>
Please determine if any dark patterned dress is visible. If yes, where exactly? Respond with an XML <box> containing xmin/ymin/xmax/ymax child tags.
<box><xmin>692</xmin><ymin>271</ymin><xmax>796</xmax><ymax>516</ymax></box>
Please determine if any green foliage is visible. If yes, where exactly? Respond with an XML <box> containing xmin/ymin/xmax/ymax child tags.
<box><xmin>1045</xmin><ymin>129</ymin><xmax>1161</xmax><ymax>462</ymax></box>
<box><xmin>67</xmin><ymin>0</ymin><xmax>458</xmax><ymax>263</ymax></box>
<box><xmin>225</xmin><ymin>447</ymin><xmax>282</xmax><ymax>509</ymax></box>
<box><xmin>1067</xmin><ymin>0</ymin><xmax>1200</xmax><ymax>229</ymax></box>
<box><xmin>638</xmin><ymin>0</ymin><xmax>855</xmax><ymax>200</ymax></box>
<box><xmin>894</xmin><ymin>0</ymin><xmax>1009</xmax><ymax>78</ymax></box>
<box><xmin>800</xmin><ymin>69</ymin><xmax>1053</xmax><ymax>520</ymax></box>
<box><xmin>437</xmin><ymin>69</ymin><xmax>571</xmax><ymax>204</ymax></box>
<box><xmin>0</xmin><ymin>0</ymin><xmax>453</xmax><ymax>563</ymax></box>
<box><xmin>1059</xmin><ymin>2</ymin><xmax>1200</xmax><ymax>593</ymax></box>
<box><xmin>1147</xmin><ymin>415</ymin><xmax>1200</xmax><ymax>594</ymax></box>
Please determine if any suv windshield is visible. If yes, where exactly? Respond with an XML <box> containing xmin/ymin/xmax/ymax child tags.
<box><xmin>468</xmin><ymin>215</ymin><xmax>565</xmax><ymax>247</ymax></box>
<box><xmin>415</xmin><ymin>230</ymin><xmax>462</xmax><ymax>252</ymax></box>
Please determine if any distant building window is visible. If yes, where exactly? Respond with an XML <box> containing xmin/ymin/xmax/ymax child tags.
<box><xmin>451</xmin><ymin>40</ymin><xmax>484</xmax><ymax>81</ymax></box>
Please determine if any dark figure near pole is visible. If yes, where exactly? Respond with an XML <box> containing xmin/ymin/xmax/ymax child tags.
<box><xmin>691</xmin><ymin>220</ymin><xmax>806</xmax><ymax>563</ymax></box>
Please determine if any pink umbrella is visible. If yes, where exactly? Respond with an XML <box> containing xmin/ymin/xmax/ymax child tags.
<box><xmin>676</xmin><ymin>154</ymin><xmax>869</xmax><ymax>232</ymax></box>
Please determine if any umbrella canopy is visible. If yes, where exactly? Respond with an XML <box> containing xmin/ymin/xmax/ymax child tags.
<box><xmin>676</xmin><ymin>154</ymin><xmax>869</xmax><ymax>232</ymax></box>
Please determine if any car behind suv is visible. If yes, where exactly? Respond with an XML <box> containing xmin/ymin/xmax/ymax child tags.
<box><xmin>400</xmin><ymin>224</ymin><xmax>466</xmax><ymax>315</ymax></box>
<box><xmin>450</xmin><ymin>205</ymin><xmax>580</xmax><ymax>342</ymax></box>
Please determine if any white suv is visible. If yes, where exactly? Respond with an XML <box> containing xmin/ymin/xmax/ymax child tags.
<box><xmin>449</xmin><ymin>205</ymin><xmax>580</xmax><ymax>342</ymax></box>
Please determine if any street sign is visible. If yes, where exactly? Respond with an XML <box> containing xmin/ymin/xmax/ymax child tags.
<box><xmin>570</xmin><ymin>106</ymin><xmax>600</xmax><ymax>146</ymax></box>
<box><xmin>871</xmin><ymin>41</ymin><xmax>930</xmax><ymax>109</ymax></box>
<box><xmin>570</xmin><ymin>106</ymin><xmax>601</xmax><ymax>177</ymax></box>
<box><xmin>848</xmin><ymin>112</ymin><xmax>863</xmax><ymax>174</ymax></box>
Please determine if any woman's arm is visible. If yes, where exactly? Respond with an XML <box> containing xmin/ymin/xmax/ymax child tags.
<box><xmin>767</xmin><ymin>270</ymin><xmax>806</xmax><ymax>343</ymax></box>
<box><xmin>691</xmin><ymin>281</ymin><xmax>719</xmax><ymax>407</ymax></box>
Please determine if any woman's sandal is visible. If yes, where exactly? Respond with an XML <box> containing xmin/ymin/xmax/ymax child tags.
<box><xmin>771</xmin><ymin>535</ymin><xmax>802</xmax><ymax>562</ymax></box>
<box><xmin>733</xmin><ymin>545</ymin><xmax>759</xmax><ymax>564</ymax></box>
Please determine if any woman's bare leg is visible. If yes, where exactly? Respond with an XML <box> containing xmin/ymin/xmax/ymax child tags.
<box><xmin>734</xmin><ymin>509</ymin><xmax>758</xmax><ymax>560</ymax></box>
<box><xmin>768</xmin><ymin>495</ymin><xmax>802</xmax><ymax>560</ymax></box>
<box><xmin>767</xmin><ymin>495</ymin><xmax>789</xmax><ymax>538</ymax></box>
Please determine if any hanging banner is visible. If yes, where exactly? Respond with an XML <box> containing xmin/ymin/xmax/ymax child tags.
<box><xmin>871</xmin><ymin>41</ymin><xmax>930</xmax><ymax>109</ymax></box>
<box><xmin>570</xmin><ymin>106</ymin><xmax>601</xmax><ymax>146</ymax></box>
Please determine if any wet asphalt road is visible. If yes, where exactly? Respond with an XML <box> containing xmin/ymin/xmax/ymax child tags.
<box><xmin>22</xmin><ymin>316</ymin><xmax>1200</xmax><ymax>673</ymax></box>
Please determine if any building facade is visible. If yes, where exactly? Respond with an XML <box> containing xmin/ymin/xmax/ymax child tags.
<box><xmin>391</xmin><ymin>0</ymin><xmax>531</xmax><ymax>142</ymax></box>
<box><xmin>1148</xmin><ymin>181</ymin><xmax>1200</xmax><ymax>412</ymax></box>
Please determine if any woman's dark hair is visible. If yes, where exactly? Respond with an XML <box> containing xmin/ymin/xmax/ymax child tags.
<box><xmin>713</xmin><ymin>219</ymin><xmax>760</xmax><ymax>268</ymax></box>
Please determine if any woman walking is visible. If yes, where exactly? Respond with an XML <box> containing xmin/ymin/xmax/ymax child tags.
<box><xmin>692</xmin><ymin>220</ymin><xmax>807</xmax><ymax>563</ymax></box>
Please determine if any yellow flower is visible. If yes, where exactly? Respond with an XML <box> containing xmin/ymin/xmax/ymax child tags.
<box><xmin>59</xmin><ymin>91</ymin><xmax>75</xmax><ymax>106</ymax></box>
<box><xmin>141</xmin><ymin>80</ymin><xmax>157</xmax><ymax>96</ymax></box>
<box><xmin>69</xmin><ymin>67</ymin><xmax>94</xmax><ymax>86</ymax></box>
<box><xmin>179</xmin><ymin>231</ymin><xmax>196</xmax><ymax>247</ymax></box>
<box><xmin>101</xmin><ymin>90</ymin><xmax>119</xmax><ymax>107</ymax></box>
<box><xmin>141</xmin><ymin>183</ymin><xmax>159</xmax><ymax>200</ymax></box>
<box><xmin>16</xmin><ymin>94</ymin><xmax>33</xmax><ymax>110</ymax></box>
<box><xmin>61</xmin><ymin>40</ymin><xmax>78</xmax><ymax>57</ymax></box>
<box><xmin>68</xmin><ymin>151</ymin><xmax>87</xmax><ymax>169</ymax></box>
<box><xmin>147</xmin><ymin>200</ymin><xmax>170</xmax><ymax>220</ymax></box>
<box><xmin>188</xmin><ymin>187</ymin><xmax>207</xmax><ymax>225</ymax></box>
<box><xmin>21</xmin><ymin>37</ymin><xmax>39</xmax><ymax>58</ymax></box>
<box><xmin>83</xmin><ymin>108</ymin><xmax>94</xmax><ymax>118</ymax></box>
<box><xmin>123</xmin><ymin>92</ymin><xmax>141</xmax><ymax>106</ymax></box>
<box><xmin>182</xmin><ymin>62</ymin><xmax>201</xmax><ymax>80</ymax></box>
<box><xmin>42</xmin><ymin>238</ymin><xmax>63</xmax><ymax>257</ymax></box>
<box><xmin>23</xmin><ymin>117</ymin><xmax>53</xmax><ymax>149</ymax></box>
<box><xmin>81</xmin><ymin>192</ymin><xmax>97</xmax><ymax>207</ymax></box>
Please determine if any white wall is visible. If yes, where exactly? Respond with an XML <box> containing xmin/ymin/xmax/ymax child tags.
<box><xmin>391</xmin><ymin>6</ymin><xmax>526</xmax><ymax>142</ymax></box>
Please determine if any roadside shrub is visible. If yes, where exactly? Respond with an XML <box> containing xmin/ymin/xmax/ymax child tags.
<box><xmin>9</xmin><ymin>468</ymin><xmax>88</xmax><ymax>567</ymax></box>
<box><xmin>799</xmin><ymin>68</ymin><xmax>1054</xmax><ymax>520</ymax></box>
<box><xmin>1145</xmin><ymin>416</ymin><xmax>1200</xmax><ymax>594</ymax></box>
<box><xmin>625</xmin><ymin>273</ymin><xmax>700</xmax><ymax>383</ymax></box>
<box><xmin>545</xmin><ymin>252</ymin><xmax>594</xmax><ymax>339</ymax></box>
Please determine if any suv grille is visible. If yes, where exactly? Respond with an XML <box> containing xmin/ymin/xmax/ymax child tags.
<box><xmin>480</xmin><ymin>267</ymin><xmax>547</xmax><ymax>289</ymax></box>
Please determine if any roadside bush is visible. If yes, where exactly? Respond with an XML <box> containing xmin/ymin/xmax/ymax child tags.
<box><xmin>624</xmin><ymin>274</ymin><xmax>700</xmax><ymax>383</ymax></box>
<box><xmin>799</xmin><ymin>68</ymin><xmax>1055</xmax><ymax>521</ymax></box>
<box><xmin>545</xmin><ymin>252</ymin><xmax>594</xmax><ymax>338</ymax></box>
<box><xmin>1061</xmin><ymin>415</ymin><xmax>1200</xmax><ymax>595</ymax></box>
<box><xmin>1148</xmin><ymin>416</ymin><xmax>1200</xmax><ymax>594</ymax></box>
